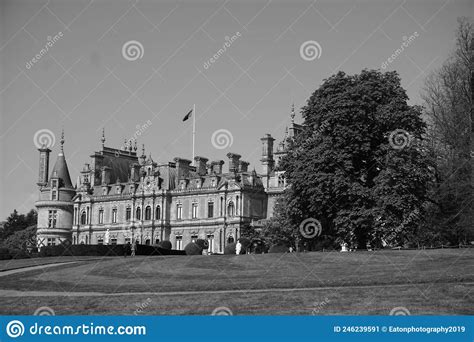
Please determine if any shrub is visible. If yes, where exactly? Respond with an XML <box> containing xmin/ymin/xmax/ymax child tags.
<box><xmin>224</xmin><ymin>242</ymin><xmax>236</xmax><ymax>255</ymax></box>
<box><xmin>157</xmin><ymin>240</ymin><xmax>172</xmax><ymax>250</ymax></box>
<box><xmin>184</xmin><ymin>242</ymin><xmax>202</xmax><ymax>255</ymax></box>
<box><xmin>269</xmin><ymin>243</ymin><xmax>289</xmax><ymax>253</ymax></box>
<box><xmin>238</xmin><ymin>237</ymin><xmax>251</xmax><ymax>251</ymax></box>
<box><xmin>194</xmin><ymin>239</ymin><xmax>209</xmax><ymax>250</ymax></box>
<box><xmin>0</xmin><ymin>247</ymin><xmax>12</xmax><ymax>260</ymax></box>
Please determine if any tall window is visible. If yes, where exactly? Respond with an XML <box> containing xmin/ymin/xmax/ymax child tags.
<box><xmin>177</xmin><ymin>203</ymin><xmax>182</xmax><ymax>220</ymax></box>
<box><xmin>176</xmin><ymin>236</ymin><xmax>183</xmax><ymax>250</ymax></box>
<box><xmin>98</xmin><ymin>209</ymin><xmax>104</xmax><ymax>224</ymax></box>
<box><xmin>208</xmin><ymin>201</ymin><xmax>214</xmax><ymax>218</ymax></box>
<box><xmin>112</xmin><ymin>208</ymin><xmax>117</xmax><ymax>223</ymax></box>
<box><xmin>228</xmin><ymin>202</ymin><xmax>235</xmax><ymax>217</ymax></box>
<box><xmin>126</xmin><ymin>207</ymin><xmax>131</xmax><ymax>221</ymax></box>
<box><xmin>136</xmin><ymin>207</ymin><xmax>141</xmax><ymax>220</ymax></box>
<box><xmin>220</xmin><ymin>197</ymin><xmax>224</xmax><ymax>216</ymax></box>
<box><xmin>81</xmin><ymin>211</ymin><xmax>87</xmax><ymax>225</ymax></box>
<box><xmin>207</xmin><ymin>234</ymin><xmax>214</xmax><ymax>253</ymax></box>
<box><xmin>48</xmin><ymin>210</ymin><xmax>57</xmax><ymax>228</ymax></box>
<box><xmin>145</xmin><ymin>206</ymin><xmax>151</xmax><ymax>220</ymax></box>
<box><xmin>192</xmin><ymin>202</ymin><xmax>198</xmax><ymax>219</ymax></box>
<box><xmin>155</xmin><ymin>205</ymin><xmax>161</xmax><ymax>220</ymax></box>
<box><xmin>74</xmin><ymin>208</ymin><xmax>78</xmax><ymax>225</ymax></box>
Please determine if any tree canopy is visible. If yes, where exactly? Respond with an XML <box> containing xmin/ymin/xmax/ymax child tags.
<box><xmin>277</xmin><ymin>70</ymin><xmax>433</xmax><ymax>249</ymax></box>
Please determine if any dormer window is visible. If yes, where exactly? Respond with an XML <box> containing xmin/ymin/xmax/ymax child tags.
<box><xmin>51</xmin><ymin>190</ymin><xmax>57</xmax><ymax>200</ymax></box>
<box><xmin>52</xmin><ymin>180</ymin><xmax>58</xmax><ymax>188</ymax></box>
<box><xmin>211</xmin><ymin>179</ymin><xmax>216</xmax><ymax>187</ymax></box>
<box><xmin>102</xmin><ymin>187</ymin><xmax>107</xmax><ymax>196</ymax></box>
<box><xmin>196</xmin><ymin>179</ymin><xmax>201</xmax><ymax>189</ymax></box>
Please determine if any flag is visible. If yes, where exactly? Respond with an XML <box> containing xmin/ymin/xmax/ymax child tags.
<box><xmin>182</xmin><ymin>109</ymin><xmax>193</xmax><ymax>122</ymax></box>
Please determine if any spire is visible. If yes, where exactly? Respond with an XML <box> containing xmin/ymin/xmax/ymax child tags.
<box><xmin>290</xmin><ymin>103</ymin><xmax>295</xmax><ymax>123</ymax></box>
<box><xmin>59</xmin><ymin>128</ymin><xmax>65</xmax><ymax>155</ymax></box>
<box><xmin>101</xmin><ymin>128</ymin><xmax>106</xmax><ymax>148</ymax></box>
<box><xmin>50</xmin><ymin>129</ymin><xmax>73</xmax><ymax>188</ymax></box>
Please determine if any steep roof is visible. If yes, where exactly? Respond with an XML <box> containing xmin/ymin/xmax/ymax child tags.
<box><xmin>50</xmin><ymin>152</ymin><xmax>73</xmax><ymax>188</ymax></box>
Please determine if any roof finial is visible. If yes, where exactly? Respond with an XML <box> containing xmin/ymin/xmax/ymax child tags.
<box><xmin>141</xmin><ymin>143</ymin><xmax>145</xmax><ymax>156</ymax></box>
<box><xmin>60</xmin><ymin>128</ymin><xmax>65</xmax><ymax>154</ymax></box>
<box><xmin>290</xmin><ymin>103</ymin><xmax>295</xmax><ymax>123</ymax></box>
<box><xmin>101</xmin><ymin>128</ymin><xmax>106</xmax><ymax>148</ymax></box>
<box><xmin>133</xmin><ymin>139</ymin><xmax>138</xmax><ymax>152</ymax></box>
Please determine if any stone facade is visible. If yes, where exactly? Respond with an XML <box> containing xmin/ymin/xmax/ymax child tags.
<box><xmin>35</xmin><ymin>108</ymin><xmax>302</xmax><ymax>251</ymax></box>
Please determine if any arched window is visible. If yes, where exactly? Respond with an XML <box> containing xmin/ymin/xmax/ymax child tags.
<box><xmin>227</xmin><ymin>201</ymin><xmax>235</xmax><ymax>217</ymax></box>
<box><xmin>136</xmin><ymin>207</ymin><xmax>141</xmax><ymax>220</ymax></box>
<box><xmin>80</xmin><ymin>211</ymin><xmax>87</xmax><ymax>225</ymax></box>
<box><xmin>236</xmin><ymin>196</ymin><xmax>239</xmax><ymax>215</ymax></box>
<box><xmin>145</xmin><ymin>206</ymin><xmax>151</xmax><ymax>220</ymax></box>
<box><xmin>155</xmin><ymin>205</ymin><xmax>161</xmax><ymax>220</ymax></box>
<box><xmin>126</xmin><ymin>207</ymin><xmax>131</xmax><ymax>221</ymax></box>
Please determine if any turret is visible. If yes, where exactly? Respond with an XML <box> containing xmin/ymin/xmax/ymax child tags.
<box><xmin>35</xmin><ymin>129</ymin><xmax>76</xmax><ymax>249</ymax></box>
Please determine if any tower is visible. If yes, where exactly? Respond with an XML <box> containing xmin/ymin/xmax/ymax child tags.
<box><xmin>35</xmin><ymin>130</ymin><xmax>76</xmax><ymax>248</ymax></box>
<box><xmin>260</xmin><ymin>134</ymin><xmax>275</xmax><ymax>189</ymax></box>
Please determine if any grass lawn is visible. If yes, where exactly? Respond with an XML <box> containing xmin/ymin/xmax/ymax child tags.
<box><xmin>0</xmin><ymin>249</ymin><xmax>472</xmax><ymax>315</ymax></box>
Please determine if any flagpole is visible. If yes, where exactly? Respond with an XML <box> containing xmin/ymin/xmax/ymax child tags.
<box><xmin>192</xmin><ymin>103</ymin><xmax>196</xmax><ymax>165</ymax></box>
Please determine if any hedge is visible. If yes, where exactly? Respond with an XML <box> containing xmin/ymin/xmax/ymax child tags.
<box><xmin>39</xmin><ymin>244</ymin><xmax>185</xmax><ymax>257</ymax></box>
<box><xmin>269</xmin><ymin>243</ymin><xmax>289</xmax><ymax>253</ymax></box>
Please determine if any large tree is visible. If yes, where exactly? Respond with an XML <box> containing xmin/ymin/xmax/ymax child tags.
<box><xmin>0</xmin><ymin>209</ymin><xmax>37</xmax><ymax>241</ymax></box>
<box><xmin>279</xmin><ymin>70</ymin><xmax>433</xmax><ymax>248</ymax></box>
<box><xmin>422</xmin><ymin>17</ymin><xmax>473</xmax><ymax>244</ymax></box>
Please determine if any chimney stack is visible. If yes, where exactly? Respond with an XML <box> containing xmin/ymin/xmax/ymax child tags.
<box><xmin>211</xmin><ymin>160</ymin><xmax>224</xmax><ymax>174</ymax></box>
<box><xmin>239</xmin><ymin>160</ymin><xmax>249</xmax><ymax>173</ymax></box>
<box><xmin>194</xmin><ymin>156</ymin><xmax>209</xmax><ymax>176</ymax></box>
<box><xmin>226</xmin><ymin>153</ymin><xmax>241</xmax><ymax>173</ymax></box>
<box><xmin>174</xmin><ymin>158</ymin><xmax>192</xmax><ymax>179</ymax></box>
<box><xmin>260</xmin><ymin>134</ymin><xmax>275</xmax><ymax>176</ymax></box>
<box><xmin>37</xmin><ymin>145</ymin><xmax>51</xmax><ymax>187</ymax></box>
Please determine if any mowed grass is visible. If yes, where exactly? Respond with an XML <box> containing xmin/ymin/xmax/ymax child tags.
<box><xmin>0</xmin><ymin>249</ymin><xmax>472</xmax><ymax>315</ymax></box>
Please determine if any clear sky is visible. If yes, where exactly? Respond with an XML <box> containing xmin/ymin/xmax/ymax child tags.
<box><xmin>0</xmin><ymin>0</ymin><xmax>472</xmax><ymax>219</ymax></box>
